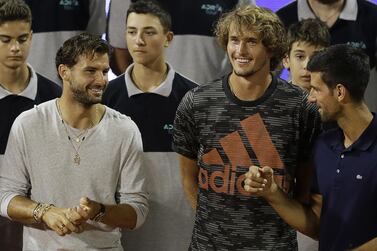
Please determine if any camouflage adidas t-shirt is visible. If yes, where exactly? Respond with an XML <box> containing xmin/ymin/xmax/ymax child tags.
<box><xmin>173</xmin><ymin>74</ymin><xmax>320</xmax><ymax>250</ymax></box>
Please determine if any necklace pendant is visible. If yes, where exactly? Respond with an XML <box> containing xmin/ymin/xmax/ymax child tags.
<box><xmin>74</xmin><ymin>154</ymin><xmax>80</xmax><ymax>165</ymax></box>
<box><xmin>75</xmin><ymin>137</ymin><xmax>80</xmax><ymax>143</ymax></box>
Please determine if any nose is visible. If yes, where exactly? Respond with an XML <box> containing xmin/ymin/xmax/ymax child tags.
<box><xmin>303</xmin><ymin>57</ymin><xmax>310</xmax><ymax>69</ymax></box>
<box><xmin>95</xmin><ymin>71</ymin><xmax>108</xmax><ymax>85</ymax></box>
<box><xmin>10</xmin><ymin>40</ymin><xmax>20</xmax><ymax>52</ymax></box>
<box><xmin>237</xmin><ymin>41</ymin><xmax>248</xmax><ymax>55</ymax></box>
<box><xmin>308</xmin><ymin>88</ymin><xmax>316</xmax><ymax>103</ymax></box>
<box><xmin>135</xmin><ymin>32</ymin><xmax>145</xmax><ymax>46</ymax></box>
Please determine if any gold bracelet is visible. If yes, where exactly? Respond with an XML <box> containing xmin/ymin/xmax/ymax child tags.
<box><xmin>32</xmin><ymin>203</ymin><xmax>54</xmax><ymax>223</ymax></box>
<box><xmin>32</xmin><ymin>203</ymin><xmax>42</xmax><ymax>223</ymax></box>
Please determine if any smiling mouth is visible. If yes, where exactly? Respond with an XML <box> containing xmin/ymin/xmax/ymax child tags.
<box><xmin>235</xmin><ymin>58</ymin><xmax>251</xmax><ymax>63</ymax></box>
<box><xmin>88</xmin><ymin>87</ymin><xmax>104</xmax><ymax>96</ymax></box>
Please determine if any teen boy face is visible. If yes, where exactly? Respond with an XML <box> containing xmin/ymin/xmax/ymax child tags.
<box><xmin>125</xmin><ymin>12</ymin><xmax>172</xmax><ymax>67</ymax></box>
<box><xmin>283</xmin><ymin>41</ymin><xmax>324</xmax><ymax>91</ymax></box>
<box><xmin>0</xmin><ymin>20</ymin><xmax>32</xmax><ymax>70</ymax></box>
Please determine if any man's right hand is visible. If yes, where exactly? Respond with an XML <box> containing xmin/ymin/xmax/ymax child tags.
<box><xmin>41</xmin><ymin>207</ymin><xmax>85</xmax><ymax>236</ymax></box>
<box><xmin>244</xmin><ymin>165</ymin><xmax>278</xmax><ymax>198</ymax></box>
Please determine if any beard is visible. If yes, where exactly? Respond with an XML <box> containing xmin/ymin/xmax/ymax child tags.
<box><xmin>233</xmin><ymin>69</ymin><xmax>257</xmax><ymax>78</ymax></box>
<box><xmin>69</xmin><ymin>82</ymin><xmax>105</xmax><ymax>107</ymax></box>
<box><xmin>232</xmin><ymin>58</ymin><xmax>268</xmax><ymax>78</ymax></box>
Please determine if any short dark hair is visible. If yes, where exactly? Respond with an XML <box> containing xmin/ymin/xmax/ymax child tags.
<box><xmin>55</xmin><ymin>33</ymin><xmax>110</xmax><ymax>78</ymax></box>
<box><xmin>287</xmin><ymin>18</ymin><xmax>330</xmax><ymax>53</ymax></box>
<box><xmin>0</xmin><ymin>0</ymin><xmax>32</xmax><ymax>26</ymax></box>
<box><xmin>126</xmin><ymin>0</ymin><xmax>171</xmax><ymax>33</ymax></box>
<box><xmin>307</xmin><ymin>44</ymin><xmax>370</xmax><ymax>102</ymax></box>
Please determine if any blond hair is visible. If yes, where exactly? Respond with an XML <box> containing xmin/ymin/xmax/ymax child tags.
<box><xmin>215</xmin><ymin>5</ymin><xmax>287</xmax><ymax>70</ymax></box>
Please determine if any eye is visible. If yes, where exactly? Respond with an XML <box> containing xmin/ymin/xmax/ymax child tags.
<box><xmin>247</xmin><ymin>39</ymin><xmax>257</xmax><ymax>46</ymax></box>
<box><xmin>18</xmin><ymin>36</ymin><xmax>28</xmax><ymax>43</ymax></box>
<box><xmin>127</xmin><ymin>30</ymin><xmax>136</xmax><ymax>35</ymax></box>
<box><xmin>145</xmin><ymin>30</ymin><xmax>156</xmax><ymax>36</ymax></box>
<box><xmin>0</xmin><ymin>37</ymin><xmax>10</xmax><ymax>43</ymax></box>
<box><xmin>295</xmin><ymin>54</ymin><xmax>305</xmax><ymax>60</ymax></box>
<box><xmin>229</xmin><ymin>37</ymin><xmax>239</xmax><ymax>44</ymax></box>
<box><xmin>86</xmin><ymin>69</ymin><xmax>96</xmax><ymax>74</ymax></box>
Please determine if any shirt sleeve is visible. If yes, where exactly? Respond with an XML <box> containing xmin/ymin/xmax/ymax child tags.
<box><xmin>297</xmin><ymin>94</ymin><xmax>322</xmax><ymax>162</ymax></box>
<box><xmin>107</xmin><ymin>0</ymin><xmax>131</xmax><ymax>49</ymax></box>
<box><xmin>86</xmin><ymin>0</ymin><xmax>107</xmax><ymax>35</ymax></box>
<box><xmin>0</xmin><ymin>118</ymin><xmax>31</xmax><ymax>218</ymax></box>
<box><xmin>173</xmin><ymin>89</ymin><xmax>200</xmax><ymax>160</ymax></box>
<box><xmin>310</xmin><ymin>162</ymin><xmax>320</xmax><ymax>195</ymax></box>
<box><xmin>116</xmin><ymin>121</ymin><xmax>149</xmax><ymax>229</ymax></box>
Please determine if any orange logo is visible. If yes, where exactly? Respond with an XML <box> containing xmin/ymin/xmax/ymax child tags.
<box><xmin>200</xmin><ymin>113</ymin><xmax>291</xmax><ymax>196</ymax></box>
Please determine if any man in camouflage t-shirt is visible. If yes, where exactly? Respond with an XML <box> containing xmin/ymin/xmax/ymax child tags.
<box><xmin>173</xmin><ymin>5</ymin><xmax>321</xmax><ymax>250</ymax></box>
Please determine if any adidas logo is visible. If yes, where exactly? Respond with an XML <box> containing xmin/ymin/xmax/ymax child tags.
<box><xmin>199</xmin><ymin>113</ymin><xmax>290</xmax><ymax>196</ymax></box>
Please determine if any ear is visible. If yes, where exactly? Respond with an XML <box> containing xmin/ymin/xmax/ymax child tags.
<box><xmin>58</xmin><ymin>64</ymin><xmax>70</xmax><ymax>82</ymax></box>
<box><xmin>335</xmin><ymin>84</ymin><xmax>346</xmax><ymax>102</ymax></box>
<box><xmin>164</xmin><ymin>31</ymin><xmax>174</xmax><ymax>47</ymax></box>
<box><xmin>282</xmin><ymin>55</ymin><xmax>290</xmax><ymax>70</ymax></box>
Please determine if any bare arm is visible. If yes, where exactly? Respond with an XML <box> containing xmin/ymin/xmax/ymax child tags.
<box><xmin>110</xmin><ymin>48</ymin><xmax>133</xmax><ymax>76</ymax></box>
<box><xmin>8</xmin><ymin>195</ymin><xmax>83</xmax><ymax>235</ymax></box>
<box><xmin>179</xmin><ymin>155</ymin><xmax>199</xmax><ymax>210</ymax></box>
<box><xmin>352</xmin><ymin>237</ymin><xmax>377</xmax><ymax>251</ymax></box>
<box><xmin>77</xmin><ymin>197</ymin><xmax>138</xmax><ymax>229</ymax></box>
<box><xmin>100</xmin><ymin>204</ymin><xmax>137</xmax><ymax>229</ymax></box>
<box><xmin>294</xmin><ymin>161</ymin><xmax>314</xmax><ymax>204</ymax></box>
<box><xmin>244</xmin><ymin>166</ymin><xmax>321</xmax><ymax>239</ymax></box>
<box><xmin>7</xmin><ymin>195</ymin><xmax>38</xmax><ymax>225</ymax></box>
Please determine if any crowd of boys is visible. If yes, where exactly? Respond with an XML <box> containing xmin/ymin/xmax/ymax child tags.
<box><xmin>1</xmin><ymin>0</ymin><xmax>377</xmax><ymax>250</ymax></box>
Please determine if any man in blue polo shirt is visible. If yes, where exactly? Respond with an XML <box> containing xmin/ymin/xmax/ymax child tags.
<box><xmin>244</xmin><ymin>44</ymin><xmax>377</xmax><ymax>250</ymax></box>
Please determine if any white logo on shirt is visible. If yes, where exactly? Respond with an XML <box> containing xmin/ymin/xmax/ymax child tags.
<box><xmin>201</xmin><ymin>4</ymin><xmax>223</xmax><ymax>15</ymax></box>
<box><xmin>356</xmin><ymin>174</ymin><xmax>363</xmax><ymax>180</ymax></box>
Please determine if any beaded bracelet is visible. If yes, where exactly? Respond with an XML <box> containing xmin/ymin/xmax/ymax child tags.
<box><xmin>33</xmin><ymin>203</ymin><xmax>54</xmax><ymax>223</ymax></box>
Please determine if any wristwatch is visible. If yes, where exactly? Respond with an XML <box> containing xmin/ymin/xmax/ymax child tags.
<box><xmin>92</xmin><ymin>203</ymin><xmax>106</xmax><ymax>222</ymax></box>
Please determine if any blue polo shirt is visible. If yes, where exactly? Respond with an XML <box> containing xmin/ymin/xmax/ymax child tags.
<box><xmin>312</xmin><ymin>114</ymin><xmax>377</xmax><ymax>250</ymax></box>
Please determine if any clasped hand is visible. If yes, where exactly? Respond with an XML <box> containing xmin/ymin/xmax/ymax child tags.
<box><xmin>41</xmin><ymin>197</ymin><xmax>102</xmax><ymax>236</ymax></box>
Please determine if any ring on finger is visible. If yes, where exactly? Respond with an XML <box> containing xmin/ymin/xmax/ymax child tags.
<box><xmin>59</xmin><ymin>224</ymin><xmax>65</xmax><ymax>231</ymax></box>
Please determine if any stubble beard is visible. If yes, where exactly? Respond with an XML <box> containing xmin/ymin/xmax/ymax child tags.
<box><xmin>69</xmin><ymin>82</ymin><xmax>103</xmax><ymax>107</ymax></box>
<box><xmin>232</xmin><ymin>58</ymin><xmax>268</xmax><ymax>78</ymax></box>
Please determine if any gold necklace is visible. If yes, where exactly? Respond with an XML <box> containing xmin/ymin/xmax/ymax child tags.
<box><xmin>56</xmin><ymin>99</ymin><xmax>97</xmax><ymax>165</ymax></box>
